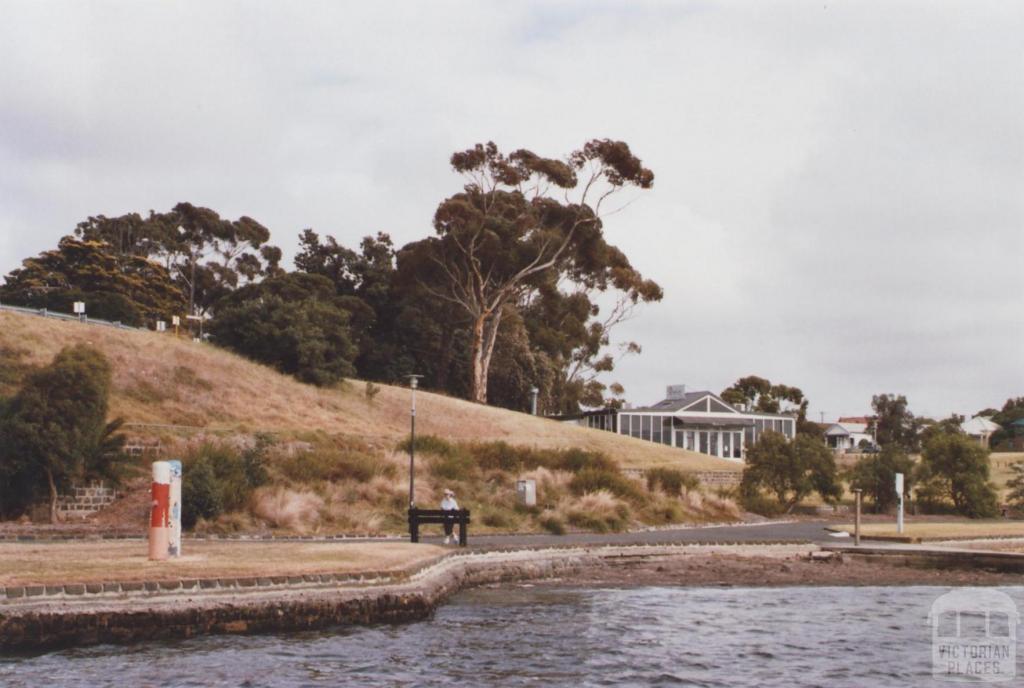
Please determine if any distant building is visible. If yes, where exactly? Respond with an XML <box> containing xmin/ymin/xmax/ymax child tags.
<box><xmin>823</xmin><ymin>422</ymin><xmax>874</xmax><ymax>451</ymax></box>
<box><xmin>553</xmin><ymin>385</ymin><xmax>797</xmax><ymax>462</ymax></box>
<box><xmin>961</xmin><ymin>416</ymin><xmax>1001</xmax><ymax>447</ymax></box>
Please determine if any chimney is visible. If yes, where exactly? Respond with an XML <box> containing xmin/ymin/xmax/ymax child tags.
<box><xmin>666</xmin><ymin>384</ymin><xmax>687</xmax><ymax>401</ymax></box>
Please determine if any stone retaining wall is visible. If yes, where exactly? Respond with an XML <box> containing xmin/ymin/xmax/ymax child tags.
<box><xmin>57</xmin><ymin>483</ymin><xmax>118</xmax><ymax>518</ymax></box>
<box><xmin>0</xmin><ymin>544</ymin><xmax>785</xmax><ymax>651</ymax></box>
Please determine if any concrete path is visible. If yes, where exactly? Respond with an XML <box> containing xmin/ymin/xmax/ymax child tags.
<box><xmin>419</xmin><ymin>519</ymin><xmax>835</xmax><ymax>550</ymax></box>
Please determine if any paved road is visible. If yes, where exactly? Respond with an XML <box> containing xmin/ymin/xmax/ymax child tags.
<box><xmin>416</xmin><ymin>520</ymin><xmax>836</xmax><ymax>550</ymax></box>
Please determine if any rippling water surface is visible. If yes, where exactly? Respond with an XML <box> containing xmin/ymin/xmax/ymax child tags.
<box><xmin>2</xmin><ymin>585</ymin><xmax>1019</xmax><ymax>687</ymax></box>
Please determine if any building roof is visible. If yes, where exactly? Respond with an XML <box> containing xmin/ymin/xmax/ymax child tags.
<box><xmin>962</xmin><ymin>416</ymin><xmax>1001</xmax><ymax>435</ymax></box>
<box><xmin>824</xmin><ymin>422</ymin><xmax>869</xmax><ymax>436</ymax></box>
<box><xmin>838</xmin><ymin>416</ymin><xmax>871</xmax><ymax>424</ymax></box>
<box><xmin>629</xmin><ymin>390</ymin><xmax>796</xmax><ymax>418</ymax></box>
<box><xmin>632</xmin><ymin>390</ymin><xmax>717</xmax><ymax>413</ymax></box>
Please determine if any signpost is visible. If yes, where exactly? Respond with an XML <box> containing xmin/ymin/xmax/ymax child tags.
<box><xmin>156</xmin><ymin>320</ymin><xmax>166</xmax><ymax>332</ymax></box>
<box><xmin>73</xmin><ymin>301</ymin><xmax>86</xmax><ymax>322</ymax></box>
<box><xmin>407</xmin><ymin>374</ymin><xmax>423</xmax><ymax>508</ymax></box>
<box><xmin>895</xmin><ymin>472</ymin><xmax>905</xmax><ymax>534</ymax></box>
<box><xmin>853</xmin><ymin>488</ymin><xmax>863</xmax><ymax>546</ymax></box>
<box><xmin>171</xmin><ymin>315</ymin><xmax>181</xmax><ymax>335</ymax></box>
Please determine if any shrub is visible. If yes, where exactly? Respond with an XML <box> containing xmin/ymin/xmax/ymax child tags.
<box><xmin>180</xmin><ymin>442</ymin><xmax>269</xmax><ymax>528</ymax></box>
<box><xmin>429</xmin><ymin>450</ymin><xmax>477</xmax><ymax>482</ymax></box>
<box><xmin>480</xmin><ymin>508</ymin><xmax>516</xmax><ymax>529</ymax></box>
<box><xmin>182</xmin><ymin>459</ymin><xmax>223</xmax><ymax>529</ymax></box>
<box><xmin>740</xmin><ymin>432</ymin><xmax>841</xmax><ymax>513</ymax></box>
<box><xmin>252</xmin><ymin>486</ymin><xmax>324</xmax><ymax>532</ymax></box>
<box><xmin>278</xmin><ymin>447</ymin><xmax>385</xmax><ymax>484</ymax></box>
<box><xmin>539</xmin><ymin>513</ymin><xmax>566</xmax><ymax>535</ymax></box>
<box><xmin>397</xmin><ymin>434</ymin><xmax>458</xmax><ymax>458</ymax></box>
<box><xmin>848</xmin><ymin>445</ymin><xmax>914</xmax><ymax>512</ymax></box>
<box><xmin>565</xmin><ymin>491</ymin><xmax>631</xmax><ymax>532</ymax></box>
<box><xmin>646</xmin><ymin>467</ymin><xmax>700</xmax><ymax>495</ymax></box>
<box><xmin>569</xmin><ymin>468</ymin><xmax>642</xmax><ymax>501</ymax></box>
<box><xmin>364</xmin><ymin>381</ymin><xmax>380</xmax><ymax>402</ymax></box>
<box><xmin>916</xmin><ymin>433</ymin><xmax>999</xmax><ymax>518</ymax></box>
<box><xmin>552</xmin><ymin>448</ymin><xmax>617</xmax><ymax>473</ymax></box>
<box><xmin>472</xmin><ymin>441</ymin><xmax>533</xmax><ymax>472</ymax></box>
<box><xmin>0</xmin><ymin>344</ymin><xmax>116</xmax><ymax>521</ymax></box>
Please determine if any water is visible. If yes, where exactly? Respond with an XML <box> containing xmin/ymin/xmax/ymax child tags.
<box><xmin>1</xmin><ymin>585</ymin><xmax>1019</xmax><ymax>687</ymax></box>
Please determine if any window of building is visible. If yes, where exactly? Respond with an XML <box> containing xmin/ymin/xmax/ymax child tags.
<box><xmin>652</xmin><ymin>416</ymin><xmax>662</xmax><ymax>444</ymax></box>
<box><xmin>642</xmin><ymin>415</ymin><xmax>651</xmax><ymax>441</ymax></box>
<box><xmin>710</xmin><ymin>432</ymin><xmax>719</xmax><ymax>456</ymax></box>
<box><xmin>722</xmin><ymin>432</ymin><xmax>731</xmax><ymax>457</ymax></box>
<box><xmin>699</xmin><ymin>432</ymin><xmax>709</xmax><ymax>454</ymax></box>
<box><xmin>627</xmin><ymin>415</ymin><xmax>640</xmax><ymax>438</ymax></box>
<box><xmin>662</xmin><ymin>417</ymin><xmax>673</xmax><ymax>445</ymax></box>
<box><xmin>686</xmin><ymin>431</ymin><xmax>695</xmax><ymax>451</ymax></box>
<box><xmin>733</xmin><ymin>432</ymin><xmax>742</xmax><ymax>458</ymax></box>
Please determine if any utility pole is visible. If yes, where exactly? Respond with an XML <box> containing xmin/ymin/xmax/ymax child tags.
<box><xmin>407</xmin><ymin>374</ymin><xmax>423</xmax><ymax>508</ymax></box>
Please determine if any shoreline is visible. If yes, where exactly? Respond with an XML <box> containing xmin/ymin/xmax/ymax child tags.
<box><xmin>2</xmin><ymin>542</ymin><xmax>1021</xmax><ymax>652</ymax></box>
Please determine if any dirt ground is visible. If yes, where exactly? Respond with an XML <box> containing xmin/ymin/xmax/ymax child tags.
<box><xmin>0</xmin><ymin>540</ymin><xmax>444</xmax><ymax>586</ymax></box>
<box><xmin>540</xmin><ymin>550</ymin><xmax>1024</xmax><ymax>587</ymax></box>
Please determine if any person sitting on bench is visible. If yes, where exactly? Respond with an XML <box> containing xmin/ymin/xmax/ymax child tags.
<box><xmin>441</xmin><ymin>488</ymin><xmax>459</xmax><ymax>544</ymax></box>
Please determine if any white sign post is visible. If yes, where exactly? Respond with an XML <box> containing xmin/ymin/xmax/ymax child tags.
<box><xmin>895</xmin><ymin>472</ymin><xmax>905</xmax><ymax>534</ymax></box>
<box><xmin>73</xmin><ymin>301</ymin><xmax>86</xmax><ymax>322</ymax></box>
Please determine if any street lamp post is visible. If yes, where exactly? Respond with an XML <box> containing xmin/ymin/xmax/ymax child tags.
<box><xmin>407</xmin><ymin>374</ymin><xmax>423</xmax><ymax>508</ymax></box>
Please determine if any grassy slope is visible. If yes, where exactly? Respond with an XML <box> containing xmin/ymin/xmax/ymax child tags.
<box><xmin>0</xmin><ymin>311</ymin><xmax>737</xmax><ymax>472</ymax></box>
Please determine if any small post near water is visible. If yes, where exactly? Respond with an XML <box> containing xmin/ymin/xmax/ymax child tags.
<box><xmin>853</xmin><ymin>488</ymin><xmax>862</xmax><ymax>546</ymax></box>
<box><xmin>148</xmin><ymin>461</ymin><xmax>171</xmax><ymax>561</ymax></box>
<box><xmin>895</xmin><ymin>472</ymin><xmax>905</xmax><ymax>535</ymax></box>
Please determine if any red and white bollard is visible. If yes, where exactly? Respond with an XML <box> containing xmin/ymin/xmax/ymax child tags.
<box><xmin>148</xmin><ymin>461</ymin><xmax>171</xmax><ymax>561</ymax></box>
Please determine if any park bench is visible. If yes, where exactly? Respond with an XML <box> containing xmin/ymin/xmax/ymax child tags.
<box><xmin>408</xmin><ymin>508</ymin><xmax>470</xmax><ymax>547</ymax></box>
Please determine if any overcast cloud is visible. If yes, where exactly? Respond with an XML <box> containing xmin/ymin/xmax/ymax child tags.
<box><xmin>1</xmin><ymin>0</ymin><xmax>1021</xmax><ymax>421</ymax></box>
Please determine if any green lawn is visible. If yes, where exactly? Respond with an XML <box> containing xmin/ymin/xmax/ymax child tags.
<box><xmin>831</xmin><ymin>520</ymin><xmax>1024</xmax><ymax>541</ymax></box>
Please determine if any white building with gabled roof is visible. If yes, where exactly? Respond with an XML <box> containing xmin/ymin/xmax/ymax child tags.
<box><xmin>961</xmin><ymin>416</ymin><xmax>1000</xmax><ymax>447</ymax></box>
<box><xmin>554</xmin><ymin>385</ymin><xmax>798</xmax><ymax>461</ymax></box>
<box><xmin>823</xmin><ymin>422</ymin><xmax>874</xmax><ymax>451</ymax></box>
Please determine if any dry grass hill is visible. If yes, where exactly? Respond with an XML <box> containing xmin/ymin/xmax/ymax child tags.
<box><xmin>0</xmin><ymin>311</ymin><xmax>735</xmax><ymax>473</ymax></box>
<box><xmin>0</xmin><ymin>311</ymin><xmax>741</xmax><ymax>535</ymax></box>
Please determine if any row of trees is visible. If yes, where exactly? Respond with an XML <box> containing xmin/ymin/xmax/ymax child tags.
<box><xmin>0</xmin><ymin>345</ymin><xmax>127</xmax><ymax>521</ymax></box>
<box><xmin>740</xmin><ymin>389</ymin><xmax>1003</xmax><ymax>518</ymax></box>
<box><xmin>0</xmin><ymin>140</ymin><xmax>660</xmax><ymax>414</ymax></box>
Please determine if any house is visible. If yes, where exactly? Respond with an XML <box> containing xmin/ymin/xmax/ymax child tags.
<box><xmin>823</xmin><ymin>422</ymin><xmax>874</xmax><ymax>451</ymax></box>
<box><xmin>553</xmin><ymin>385</ymin><xmax>797</xmax><ymax>461</ymax></box>
<box><xmin>961</xmin><ymin>416</ymin><xmax>1001</xmax><ymax>447</ymax></box>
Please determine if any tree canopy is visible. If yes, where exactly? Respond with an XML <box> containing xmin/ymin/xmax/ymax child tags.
<box><xmin>207</xmin><ymin>273</ymin><xmax>357</xmax><ymax>386</ymax></box>
<box><xmin>915</xmin><ymin>433</ymin><xmax>998</xmax><ymax>518</ymax></box>
<box><xmin>848</xmin><ymin>445</ymin><xmax>915</xmax><ymax>512</ymax></box>
<box><xmin>0</xmin><ymin>236</ymin><xmax>185</xmax><ymax>326</ymax></box>
<box><xmin>0</xmin><ymin>345</ymin><xmax>123</xmax><ymax>521</ymax></box>
<box><xmin>870</xmin><ymin>394</ymin><xmax>922</xmax><ymax>451</ymax></box>
<box><xmin>740</xmin><ymin>432</ymin><xmax>841</xmax><ymax>514</ymax></box>
<box><xmin>419</xmin><ymin>139</ymin><xmax>660</xmax><ymax>403</ymax></box>
<box><xmin>75</xmin><ymin>203</ymin><xmax>282</xmax><ymax>316</ymax></box>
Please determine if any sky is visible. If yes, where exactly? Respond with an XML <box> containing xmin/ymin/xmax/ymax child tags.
<box><xmin>1</xmin><ymin>0</ymin><xmax>1022</xmax><ymax>421</ymax></box>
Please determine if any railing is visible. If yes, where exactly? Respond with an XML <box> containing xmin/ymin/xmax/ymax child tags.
<box><xmin>0</xmin><ymin>302</ymin><xmax>143</xmax><ymax>331</ymax></box>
